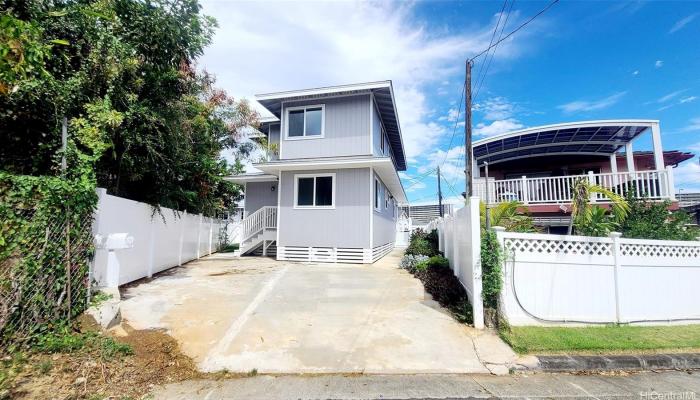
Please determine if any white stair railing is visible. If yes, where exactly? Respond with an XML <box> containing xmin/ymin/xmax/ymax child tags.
<box><xmin>474</xmin><ymin>170</ymin><xmax>672</xmax><ymax>205</ymax></box>
<box><xmin>241</xmin><ymin>206</ymin><xmax>277</xmax><ymax>243</ymax></box>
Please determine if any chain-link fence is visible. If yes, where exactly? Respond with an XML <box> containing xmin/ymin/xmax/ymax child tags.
<box><xmin>0</xmin><ymin>206</ymin><xmax>94</xmax><ymax>346</ymax></box>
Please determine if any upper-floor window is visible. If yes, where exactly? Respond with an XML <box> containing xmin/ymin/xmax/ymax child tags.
<box><xmin>295</xmin><ymin>173</ymin><xmax>334</xmax><ymax>209</ymax></box>
<box><xmin>286</xmin><ymin>105</ymin><xmax>324</xmax><ymax>139</ymax></box>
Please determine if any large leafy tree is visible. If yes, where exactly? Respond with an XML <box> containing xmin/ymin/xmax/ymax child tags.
<box><xmin>0</xmin><ymin>0</ymin><xmax>256</xmax><ymax>216</ymax></box>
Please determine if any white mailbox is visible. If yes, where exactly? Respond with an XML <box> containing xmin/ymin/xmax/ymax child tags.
<box><xmin>95</xmin><ymin>232</ymin><xmax>134</xmax><ymax>288</ymax></box>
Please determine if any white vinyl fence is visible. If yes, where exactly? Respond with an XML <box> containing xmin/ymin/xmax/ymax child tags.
<box><xmin>429</xmin><ymin>197</ymin><xmax>484</xmax><ymax>328</ymax></box>
<box><xmin>495</xmin><ymin>229</ymin><xmax>700</xmax><ymax>325</ymax></box>
<box><xmin>92</xmin><ymin>188</ymin><xmax>224</xmax><ymax>287</ymax></box>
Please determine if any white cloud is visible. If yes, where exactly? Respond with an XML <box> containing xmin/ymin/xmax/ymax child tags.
<box><xmin>474</xmin><ymin>96</ymin><xmax>518</xmax><ymax>121</ymax></box>
<box><xmin>474</xmin><ymin>119</ymin><xmax>524</xmax><ymax>137</ymax></box>
<box><xmin>657</xmin><ymin>94</ymin><xmax>697</xmax><ymax>111</ymax></box>
<box><xmin>657</xmin><ymin>89</ymin><xmax>687</xmax><ymax>103</ymax></box>
<box><xmin>680</xmin><ymin>96</ymin><xmax>698</xmax><ymax>104</ymax></box>
<box><xmin>673</xmin><ymin>157</ymin><xmax>700</xmax><ymax>191</ymax></box>
<box><xmin>198</xmin><ymin>1</ymin><xmax>541</xmax><ymax>169</ymax></box>
<box><xmin>557</xmin><ymin>92</ymin><xmax>626</xmax><ymax>113</ymax></box>
<box><xmin>681</xmin><ymin>117</ymin><xmax>700</xmax><ymax>132</ymax></box>
<box><xmin>669</xmin><ymin>13</ymin><xmax>698</xmax><ymax>34</ymax></box>
<box><xmin>655</xmin><ymin>60</ymin><xmax>664</xmax><ymax>68</ymax></box>
<box><xmin>632</xmin><ymin>70</ymin><xmax>639</xmax><ymax>76</ymax></box>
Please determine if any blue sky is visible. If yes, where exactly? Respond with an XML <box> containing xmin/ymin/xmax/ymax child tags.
<box><xmin>199</xmin><ymin>0</ymin><xmax>700</xmax><ymax>204</ymax></box>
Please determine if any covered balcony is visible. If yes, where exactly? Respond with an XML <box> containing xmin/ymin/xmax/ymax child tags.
<box><xmin>470</xmin><ymin>120</ymin><xmax>687</xmax><ymax>207</ymax></box>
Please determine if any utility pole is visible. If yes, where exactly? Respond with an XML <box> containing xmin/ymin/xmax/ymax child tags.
<box><xmin>437</xmin><ymin>166</ymin><xmax>444</xmax><ymax>217</ymax></box>
<box><xmin>465</xmin><ymin>59</ymin><xmax>473</xmax><ymax>197</ymax></box>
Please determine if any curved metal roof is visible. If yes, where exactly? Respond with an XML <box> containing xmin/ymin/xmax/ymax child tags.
<box><xmin>255</xmin><ymin>81</ymin><xmax>407</xmax><ymax>171</ymax></box>
<box><xmin>472</xmin><ymin>120</ymin><xmax>657</xmax><ymax>165</ymax></box>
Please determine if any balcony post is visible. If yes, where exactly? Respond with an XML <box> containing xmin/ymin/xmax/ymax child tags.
<box><xmin>666</xmin><ymin>165</ymin><xmax>676</xmax><ymax>201</ymax></box>
<box><xmin>651</xmin><ymin>122</ymin><xmax>665</xmax><ymax>171</ymax></box>
<box><xmin>587</xmin><ymin>171</ymin><xmax>596</xmax><ymax>203</ymax></box>
<box><xmin>625</xmin><ymin>142</ymin><xmax>636</xmax><ymax>174</ymax></box>
<box><xmin>521</xmin><ymin>176</ymin><xmax>529</xmax><ymax>204</ymax></box>
<box><xmin>609</xmin><ymin>153</ymin><xmax>619</xmax><ymax>186</ymax></box>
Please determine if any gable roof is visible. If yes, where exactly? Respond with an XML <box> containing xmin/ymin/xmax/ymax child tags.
<box><xmin>255</xmin><ymin>81</ymin><xmax>407</xmax><ymax>171</ymax></box>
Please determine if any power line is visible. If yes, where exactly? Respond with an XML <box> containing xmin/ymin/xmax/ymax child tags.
<box><xmin>473</xmin><ymin>0</ymin><xmax>509</xmax><ymax>102</ymax></box>
<box><xmin>470</xmin><ymin>0</ymin><xmax>559</xmax><ymax>62</ymax></box>
<box><xmin>473</xmin><ymin>0</ymin><xmax>515</xmax><ymax>102</ymax></box>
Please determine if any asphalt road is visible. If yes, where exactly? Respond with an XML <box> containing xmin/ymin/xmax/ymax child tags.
<box><xmin>153</xmin><ymin>370</ymin><xmax>699</xmax><ymax>399</ymax></box>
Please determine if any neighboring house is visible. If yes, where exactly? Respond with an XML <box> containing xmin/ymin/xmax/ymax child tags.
<box><xmin>400</xmin><ymin>204</ymin><xmax>454</xmax><ymax>227</ymax></box>
<box><xmin>470</xmin><ymin>120</ymin><xmax>693</xmax><ymax>233</ymax></box>
<box><xmin>227</xmin><ymin>81</ymin><xmax>407</xmax><ymax>263</ymax></box>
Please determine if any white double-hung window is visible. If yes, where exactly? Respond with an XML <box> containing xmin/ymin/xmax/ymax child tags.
<box><xmin>286</xmin><ymin>105</ymin><xmax>324</xmax><ymax>139</ymax></box>
<box><xmin>295</xmin><ymin>173</ymin><xmax>335</xmax><ymax>209</ymax></box>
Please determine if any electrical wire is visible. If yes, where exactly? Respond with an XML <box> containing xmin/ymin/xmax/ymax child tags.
<box><xmin>473</xmin><ymin>0</ymin><xmax>515</xmax><ymax>102</ymax></box>
<box><xmin>473</xmin><ymin>0</ymin><xmax>509</xmax><ymax>102</ymax></box>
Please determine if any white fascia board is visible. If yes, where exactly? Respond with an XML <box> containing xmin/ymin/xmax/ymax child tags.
<box><xmin>256</xmin><ymin>81</ymin><xmax>391</xmax><ymax>101</ymax></box>
<box><xmin>254</xmin><ymin>157</ymin><xmax>407</xmax><ymax>203</ymax></box>
<box><xmin>473</xmin><ymin>119</ymin><xmax>659</xmax><ymax>147</ymax></box>
<box><xmin>224</xmin><ymin>174</ymin><xmax>279</xmax><ymax>184</ymax></box>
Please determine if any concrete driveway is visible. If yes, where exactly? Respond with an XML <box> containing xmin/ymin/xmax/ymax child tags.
<box><xmin>120</xmin><ymin>249</ymin><xmax>516</xmax><ymax>374</ymax></box>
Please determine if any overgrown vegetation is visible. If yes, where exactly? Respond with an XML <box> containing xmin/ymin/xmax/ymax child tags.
<box><xmin>481</xmin><ymin>201</ymin><xmax>537</xmax><ymax>233</ymax></box>
<box><xmin>569</xmin><ymin>178</ymin><xmax>629</xmax><ymax>236</ymax></box>
<box><xmin>1</xmin><ymin>173</ymin><xmax>96</xmax><ymax>345</ymax></box>
<box><xmin>480</xmin><ymin>230</ymin><xmax>502</xmax><ymax>309</ymax></box>
<box><xmin>500</xmin><ymin>324</ymin><xmax>700</xmax><ymax>354</ymax></box>
<box><xmin>399</xmin><ymin>231</ymin><xmax>473</xmax><ymax>324</ymax></box>
<box><xmin>621</xmin><ymin>195</ymin><xmax>699</xmax><ymax>241</ymax></box>
<box><xmin>1</xmin><ymin>0</ymin><xmax>257</xmax><ymax>216</ymax></box>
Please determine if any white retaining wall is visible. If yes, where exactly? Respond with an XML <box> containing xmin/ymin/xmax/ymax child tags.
<box><xmin>92</xmin><ymin>188</ymin><xmax>223</xmax><ymax>287</ymax></box>
<box><xmin>430</xmin><ymin>197</ymin><xmax>484</xmax><ymax>328</ymax></box>
<box><xmin>495</xmin><ymin>229</ymin><xmax>700</xmax><ymax>325</ymax></box>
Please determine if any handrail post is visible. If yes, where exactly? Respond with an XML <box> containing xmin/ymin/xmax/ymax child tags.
<box><xmin>521</xmin><ymin>176</ymin><xmax>528</xmax><ymax>204</ymax></box>
<box><xmin>666</xmin><ymin>166</ymin><xmax>676</xmax><ymax>201</ymax></box>
<box><xmin>587</xmin><ymin>171</ymin><xmax>596</xmax><ymax>203</ymax></box>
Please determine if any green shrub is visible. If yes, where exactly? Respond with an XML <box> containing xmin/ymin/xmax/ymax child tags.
<box><xmin>405</xmin><ymin>228</ymin><xmax>440</xmax><ymax>257</ymax></box>
<box><xmin>621</xmin><ymin>196</ymin><xmax>699</xmax><ymax>241</ymax></box>
<box><xmin>481</xmin><ymin>230</ymin><xmax>502</xmax><ymax>309</ymax></box>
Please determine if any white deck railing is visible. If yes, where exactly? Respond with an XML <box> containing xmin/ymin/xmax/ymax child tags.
<box><xmin>473</xmin><ymin>168</ymin><xmax>674</xmax><ymax>205</ymax></box>
<box><xmin>241</xmin><ymin>206</ymin><xmax>277</xmax><ymax>242</ymax></box>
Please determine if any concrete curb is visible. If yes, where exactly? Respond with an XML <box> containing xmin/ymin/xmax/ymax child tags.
<box><xmin>532</xmin><ymin>353</ymin><xmax>700</xmax><ymax>372</ymax></box>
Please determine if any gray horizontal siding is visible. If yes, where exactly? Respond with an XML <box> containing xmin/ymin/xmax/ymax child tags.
<box><xmin>278</xmin><ymin>168</ymin><xmax>370</xmax><ymax>248</ymax></box>
<box><xmin>372</xmin><ymin>172</ymin><xmax>397</xmax><ymax>247</ymax></box>
<box><xmin>244</xmin><ymin>181</ymin><xmax>278</xmax><ymax>215</ymax></box>
<box><xmin>280</xmin><ymin>95</ymin><xmax>371</xmax><ymax>160</ymax></box>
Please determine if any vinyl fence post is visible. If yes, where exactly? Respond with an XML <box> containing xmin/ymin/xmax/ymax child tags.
<box><xmin>492</xmin><ymin>226</ymin><xmax>507</xmax><ymax>326</ymax></box>
<box><xmin>178</xmin><ymin>211</ymin><xmax>186</xmax><ymax>266</ymax></box>
<box><xmin>609</xmin><ymin>231</ymin><xmax>623</xmax><ymax>323</ymax></box>
<box><xmin>196</xmin><ymin>214</ymin><xmax>203</xmax><ymax>259</ymax></box>
<box><xmin>147</xmin><ymin>217</ymin><xmax>155</xmax><ymax>278</ymax></box>
<box><xmin>208</xmin><ymin>218</ymin><xmax>213</xmax><ymax>255</ymax></box>
<box><xmin>470</xmin><ymin>197</ymin><xmax>485</xmax><ymax>329</ymax></box>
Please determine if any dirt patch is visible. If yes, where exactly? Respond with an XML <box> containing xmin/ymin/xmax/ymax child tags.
<box><xmin>2</xmin><ymin>315</ymin><xmax>245</xmax><ymax>399</ymax></box>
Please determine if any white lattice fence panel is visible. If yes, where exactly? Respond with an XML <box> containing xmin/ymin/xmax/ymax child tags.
<box><xmin>503</xmin><ymin>235</ymin><xmax>613</xmax><ymax>264</ymax></box>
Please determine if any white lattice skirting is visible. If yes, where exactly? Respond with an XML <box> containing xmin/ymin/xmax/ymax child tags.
<box><xmin>277</xmin><ymin>243</ymin><xmax>395</xmax><ymax>264</ymax></box>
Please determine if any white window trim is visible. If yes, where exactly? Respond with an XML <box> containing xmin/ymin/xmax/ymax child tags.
<box><xmin>374</xmin><ymin>177</ymin><xmax>381</xmax><ymax>212</ymax></box>
<box><xmin>284</xmin><ymin>104</ymin><xmax>325</xmax><ymax>140</ymax></box>
<box><xmin>385</xmin><ymin>190</ymin><xmax>389</xmax><ymax>210</ymax></box>
<box><xmin>294</xmin><ymin>173</ymin><xmax>336</xmax><ymax>209</ymax></box>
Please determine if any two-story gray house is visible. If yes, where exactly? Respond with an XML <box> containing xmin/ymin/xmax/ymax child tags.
<box><xmin>227</xmin><ymin>81</ymin><xmax>407</xmax><ymax>263</ymax></box>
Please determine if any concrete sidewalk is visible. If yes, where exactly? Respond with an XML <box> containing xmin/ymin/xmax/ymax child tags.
<box><xmin>120</xmin><ymin>249</ymin><xmax>516</xmax><ymax>374</ymax></box>
<box><xmin>152</xmin><ymin>370</ymin><xmax>700</xmax><ymax>399</ymax></box>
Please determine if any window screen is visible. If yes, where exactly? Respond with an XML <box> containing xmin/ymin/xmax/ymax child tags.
<box><xmin>288</xmin><ymin>110</ymin><xmax>305</xmax><ymax>137</ymax></box>
<box><xmin>297</xmin><ymin>177</ymin><xmax>314</xmax><ymax>206</ymax></box>
<box><xmin>305</xmin><ymin>107</ymin><xmax>323</xmax><ymax>136</ymax></box>
<box><xmin>315</xmin><ymin>176</ymin><xmax>333</xmax><ymax>206</ymax></box>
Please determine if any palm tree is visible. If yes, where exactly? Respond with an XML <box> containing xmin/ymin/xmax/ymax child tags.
<box><xmin>567</xmin><ymin>178</ymin><xmax>630</xmax><ymax>235</ymax></box>
<box><xmin>481</xmin><ymin>201</ymin><xmax>537</xmax><ymax>233</ymax></box>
